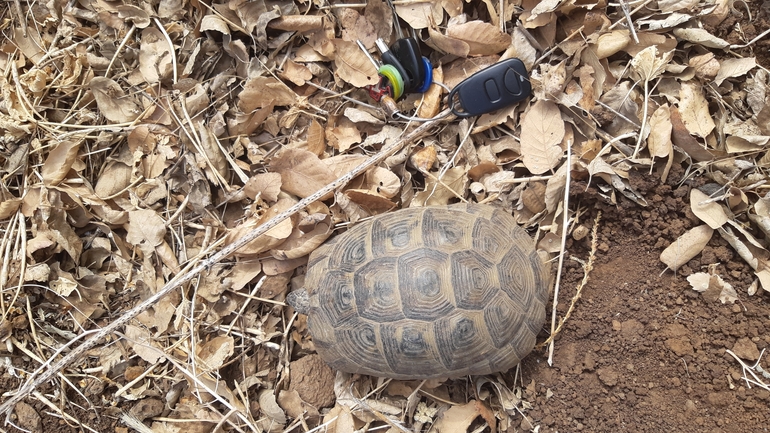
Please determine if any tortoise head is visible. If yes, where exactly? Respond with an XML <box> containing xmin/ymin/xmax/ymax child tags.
<box><xmin>286</xmin><ymin>289</ymin><xmax>311</xmax><ymax>315</ymax></box>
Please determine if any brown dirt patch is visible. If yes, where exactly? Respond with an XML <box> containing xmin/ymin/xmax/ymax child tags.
<box><xmin>518</xmin><ymin>168</ymin><xmax>770</xmax><ymax>432</ymax></box>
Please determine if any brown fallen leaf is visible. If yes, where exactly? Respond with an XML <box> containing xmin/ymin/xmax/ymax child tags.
<box><xmin>432</xmin><ymin>401</ymin><xmax>485</xmax><ymax>433</ymax></box>
<box><xmin>690</xmin><ymin>189</ymin><xmax>728</xmax><ymax>229</ymax></box>
<box><xmin>89</xmin><ymin>77</ymin><xmax>143</xmax><ymax>123</ymax></box>
<box><xmin>331</xmin><ymin>39</ymin><xmax>378</xmax><ymax>88</ymax></box>
<box><xmin>446</xmin><ymin>20</ymin><xmax>511</xmax><ymax>55</ymax></box>
<box><xmin>647</xmin><ymin>104</ymin><xmax>673</xmax><ymax>159</ymax></box>
<box><xmin>269</xmin><ymin>148</ymin><xmax>337</xmax><ymax>199</ymax></box>
<box><xmin>42</xmin><ymin>140</ymin><xmax>80</xmax><ymax>186</ymax></box>
<box><xmin>660</xmin><ymin>224</ymin><xmax>714</xmax><ymax>270</ymax></box>
<box><xmin>678</xmin><ymin>82</ymin><xmax>715</xmax><ymax>138</ymax></box>
<box><xmin>520</xmin><ymin>100</ymin><xmax>564</xmax><ymax>174</ymax></box>
<box><xmin>238</xmin><ymin>77</ymin><xmax>298</xmax><ymax>112</ymax></box>
<box><xmin>687</xmin><ymin>272</ymin><xmax>738</xmax><ymax>304</ymax></box>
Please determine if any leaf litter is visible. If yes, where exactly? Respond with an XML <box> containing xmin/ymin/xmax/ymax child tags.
<box><xmin>0</xmin><ymin>0</ymin><xmax>769</xmax><ymax>431</ymax></box>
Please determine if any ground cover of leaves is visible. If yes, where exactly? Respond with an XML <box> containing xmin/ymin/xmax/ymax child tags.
<box><xmin>1</xmin><ymin>0</ymin><xmax>770</xmax><ymax>432</ymax></box>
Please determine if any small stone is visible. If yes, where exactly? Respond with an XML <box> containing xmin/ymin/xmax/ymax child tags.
<box><xmin>129</xmin><ymin>398</ymin><xmax>164</xmax><ymax>421</ymax></box>
<box><xmin>13</xmin><ymin>402</ymin><xmax>41</xmax><ymax>433</ymax></box>
<box><xmin>685</xmin><ymin>399</ymin><xmax>696</xmax><ymax>413</ymax></box>
<box><xmin>520</xmin><ymin>416</ymin><xmax>534</xmax><ymax>430</ymax></box>
<box><xmin>598</xmin><ymin>242</ymin><xmax>610</xmax><ymax>252</ymax></box>
<box><xmin>612</xmin><ymin>320</ymin><xmax>622</xmax><ymax>331</ymax></box>
<box><xmin>572</xmin><ymin>225</ymin><xmax>590</xmax><ymax>241</ymax></box>
<box><xmin>598</xmin><ymin>367</ymin><xmax>619</xmax><ymax>387</ymax></box>
<box><xmin>732</xmin><ymin>337</ymin><xmax>760</xmax><ymax>361</ymax></box>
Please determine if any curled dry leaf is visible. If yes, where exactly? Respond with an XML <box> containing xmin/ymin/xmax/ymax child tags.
<box><xmin>416</xmin><ymin>64</ymin><xmax>444</xmax><ymax>119</ymax></box>
<box><xmin>364</xmin><ymin>166</ymin><xmax>400</xmax><ymax>198</ymax></box>
<box><xmin>89</xmin><ymin>77</ymin><xmax>143</xmax><ymax>123</ymax></box>
<box><xmin>660</xmin><ymin>224</ymin><xmax>713</xmax><ymax>270</ymax></box>
<box><xmin>690</xmin><ymin>189</ymin><xmax>728</xmax><ymax>229</ymax></box>
<box><xmin>673</xmin><ymin>28</ymin><xmax>730</xmax><ymax>49</ymax></box>
<box><xmin>0</xmin><ymin>198</ymin><xmax>22</xmax><ymax>219</ymax></box>
<box><xmin>687</xmin><ymin>272</ymin><xmax>738</xmax><ymax>304</ymax></box>
<box><xmin>595</xmin><ymin>30</ymin><xmax>630</xmax><ymax>59</ymax></box>
<box><xmin>42</xmin><ymin>140</ymin><xmax>80</xmax><ymax>186</ymax></box>
<box><xmin>647</xmin><ymin>104</ymin><xmax>673</xmax><ymax>159</ymax></box>
<box><xmin>520</xmin><ymin>100</ymin><xmax>564</xmax><ymax>175</ymax></box>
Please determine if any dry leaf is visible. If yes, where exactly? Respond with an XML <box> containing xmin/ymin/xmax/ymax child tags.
<box><xmin>595</xmin><ymin>30</ymin><xmax>630</xmax><ymax>59</ymax></box>
<box><xmin>631</xmin><ymin>46</ymin><xmax>672</xmax><ymax>82</ymax></box>
<box><xmin>126</xmin><ymin>209</ymin><xmax>167</xmax><ymax>254</ymax></box>
<box><xmin>239</xmin><ymin>77</ymin><xmax>298</xmax><ymax>112</ymax></box>
<box><xmin>125</xmin><ymin>324</ymin><xmax>164</xmax><ymax>364</ymax></box>
<box><xmin>647</xmin><ymin>104</ymin><xmax>673</xmax><ymax>158</ymax></box>
<box><xmin>332</xmin><ymin>39</ymin><xmax>378</xmax><ymax>88</ymax></box>
<box><xmin>42</xmin><ymin>141</ymin><xmax>80</xmax><ymax>186</ymax></box>
<box><xmin>244</xmin><ymin>172</ymin><xmax>282</xmax><ymax>202</ymax></box>
<box><xmin>269</xmin><ymin>148</ymin><xmax>337</xmax><ymax>199</ymax></box>
<box><xmin>197</xmin><ymin>335</ymin><xmax>234</xmax><ymax>371</ymax></box>
<box><xmin>89</xmin><ymin>77</ymin><xmax>143</xmax><ymax>123</ymax></box>
<box><xmin>395</xmin><ymin>3</ymin><xmax>442</xmax><ymax>29</ymax></box>
<box><xmin>673</xmin><ymin>28</ymin><xmax>730</xmax><ymax>49</ymax></box>
<box><xmin>687</xmin><ymin>272</ymin><xmax>738</xmax><ymax>304</ymax></box>
<box><xmin>520</xmin><ymin>100</ymin><xmax>564</xmax><ymax>174</ymax></box>
<box><xmin>714</xmin><ymin>57</ymin><xmax>757</xmax><ymax>86</ymax></box>
<box><xmin>281</xmin><ymin>59</ymin><xmax>313</xmax><ymax>86</ymax></box>
<box><xmin>322</xmin><ymin>405</ymin><xmax>356</xmax><ymax>433</ymax></box>
<box><xmin>660</xmin><ymin>224</ymin><xmax>714</xmax><ymax>270</ymax></box>
<box><xmin>690</xmin><ymin>189</ymin><xmax>728</xmax><ymax>229</ymax></box>
<box><xmin>678</xmin><ymin>82</ymin><xmax>715</xmax><ymax>138</ymax></box>
<box><xmin>445</xmin><ymin>21</ymin><xmax>511</xmax><ymax>55</ymax></box>
<box><xmin>412</xmin><ymin>167</ymin><xmax>468</xmax><ymax>206</ymax></box>
<box><xmin>432</xmin><ymin>401</ymin><xmax>483</xmax><ymax>432</ymax></box>
<box><xmin>0</xmin><ymin>197</ymin><xmax>22</xmax><ymax>220</ymax></box>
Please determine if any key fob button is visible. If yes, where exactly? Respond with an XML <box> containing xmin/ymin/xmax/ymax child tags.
<box><xmin>485</xmin><ymin>79</ymin><xmax>501</xmax><ymax>102</ymax></box>
<box><xmin>504</xmin><ymin>67</ymin><xmax>522</xmax><ymax>95</ymax></box>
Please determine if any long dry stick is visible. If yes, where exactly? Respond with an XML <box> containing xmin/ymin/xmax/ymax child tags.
<box><xmin>0</xmin><ymin>108</ymin><xmax>454</xmax><ymax>418</ymax></box>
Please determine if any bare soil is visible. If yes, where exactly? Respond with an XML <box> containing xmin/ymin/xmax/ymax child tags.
<box><xmin>520</xmin><ymin>165</ymin><xmax>770</xmax><ymax>432</ymax></box>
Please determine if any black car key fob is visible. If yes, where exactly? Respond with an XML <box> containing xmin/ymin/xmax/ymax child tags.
<box><xmin>390</xmin><ymin>37</ymin><xmax>426</xmax><ymax>92</ymax></box>
<box><xmin>448</xmin><ymin>58</ymin><xmax>531</xmax><ymax>118</ymax></box>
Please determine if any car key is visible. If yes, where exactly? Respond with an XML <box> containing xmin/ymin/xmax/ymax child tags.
<box><xmin>383</xmin><ymin>0</ymin><xmax>430</xmax><ymax>94</ymax></box>
<box><xmin>447</xmin><ymin>58</ymin><xmax>531</xmax><ymax>118</ymax></box>
<box><xmin>375</xmin><ymin>38</ymin><xmax>412</xmax><ymax>94</ymax></box>
<box><xmin>390</xmin><ymin>37</ymin><xmax>428</xmax><ymax>93</ymax></box>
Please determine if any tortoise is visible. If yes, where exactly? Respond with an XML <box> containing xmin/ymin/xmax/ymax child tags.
<box><xmin>287</xmin><ymin>203</ymin><xmax>550</xmax><ymax>380</ymax></box>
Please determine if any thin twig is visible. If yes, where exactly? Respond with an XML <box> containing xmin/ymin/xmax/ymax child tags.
<box><xmin>541</xmin><ymin>211</ymin><xmax>602</xmax><ymax>351</ymax></box>
<box><xmin>617</xmin><ymin>0</ymin><xmax>639</xmax><ymax>43</ymax></box>
<box><xmin>0</xmin><ymin>108</ymin><xmax>454</xmax><ymax>418</ymax></box>
<box><xmin>547</xmin><ymin>146</ymin><xmax>571</xmax><ymax>365</ymax></box>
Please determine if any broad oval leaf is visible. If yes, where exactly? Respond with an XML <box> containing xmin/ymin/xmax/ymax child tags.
<box><xmin>520</xmin><ymin>100</ymin><xmax>564</xmax><ymax>175</ymax></box>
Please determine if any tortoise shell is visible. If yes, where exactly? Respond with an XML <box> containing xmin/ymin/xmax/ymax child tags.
<box><xmin>288</xmin><ymin>203</ymin><xmax>549</xmax><ymax>380</ymax></box>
